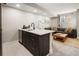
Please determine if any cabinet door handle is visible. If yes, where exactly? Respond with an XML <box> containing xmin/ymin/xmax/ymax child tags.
<box><xmin>32</xmin><ymin>39</ymin><xmax>34</xmax><ymax>40</ymax></box>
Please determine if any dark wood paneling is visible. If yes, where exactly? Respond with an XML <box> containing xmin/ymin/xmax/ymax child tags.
<box><xmin>0</xmin><ymin>3</ymin><xmax>2</xmax><ymax>56</ymax></box>
<box><xmin>20</xmin><ymin>30</ymin><xmax>50</xmax><ymax>56</ymax></box>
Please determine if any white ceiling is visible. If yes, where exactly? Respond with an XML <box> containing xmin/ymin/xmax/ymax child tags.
<box><xmin>3</xmin><ymin>3</ymin><xmax>79</xmax><ymax>17</ymax></box>
<box><xmin>37</xmin><ymin>3</ymin><xmax>79</xmax><ymax>16</ymax></box>
<box><xmin>3</xmin><ymin>3</ymin><xmax>48</xmax><ymax>16</ymax></box>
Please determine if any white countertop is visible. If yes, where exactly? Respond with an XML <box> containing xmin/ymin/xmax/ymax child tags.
<box><xmin>19</xmin><ymin>29</ymin><xmax>54</xmax><ymax>35</ymax></box>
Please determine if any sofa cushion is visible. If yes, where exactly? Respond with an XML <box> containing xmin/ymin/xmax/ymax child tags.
<box><xmin>56</xmin><ymin>28</ymin><xmax>77</xmax><ymax>38</ymax></box>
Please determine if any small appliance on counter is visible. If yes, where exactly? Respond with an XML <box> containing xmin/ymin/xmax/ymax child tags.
<box><xmin>22</xmin><ymin>25</ymin><xmax>30</xmax><ymax>29</ymax></box>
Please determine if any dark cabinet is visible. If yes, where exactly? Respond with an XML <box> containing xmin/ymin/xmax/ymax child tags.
<box><xmin>20</xmin><ymin>30</ymin><xmax>50</xmax><ymax>56</ymax></box>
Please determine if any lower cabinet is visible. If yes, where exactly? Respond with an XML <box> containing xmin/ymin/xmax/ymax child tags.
<box><xmin>21</xmin><ymin>31</ymin><xmax>50</xmax><ymax>56</ymax></box>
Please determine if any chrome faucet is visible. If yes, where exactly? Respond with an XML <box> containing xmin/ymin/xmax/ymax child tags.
<box><xmin>31</xmin><ymin>23</ymin><xmax>35</xmax><ymax>30</ymax></box>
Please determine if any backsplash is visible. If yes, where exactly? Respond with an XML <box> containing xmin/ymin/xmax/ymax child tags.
<box><xmin>23</xmin><ymin>14</ymin><xmax>51</xmax><ymax>30</ymax></box>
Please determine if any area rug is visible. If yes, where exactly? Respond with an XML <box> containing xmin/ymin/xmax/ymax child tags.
<box><xmin>64</xmin><ymin>38</ymin><xmax>79</xmax><ymax>48</ymax></box>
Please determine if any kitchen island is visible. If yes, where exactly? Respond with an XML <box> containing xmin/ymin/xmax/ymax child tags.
<box><xmin>19</xmin><ymin>29</ymin><xmax>53</xmax><ymax>56</ymax></box>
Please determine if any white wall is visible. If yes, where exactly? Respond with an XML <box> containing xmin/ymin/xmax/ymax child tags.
<box><xmin>2</xmin><ymin>6</ymin><xmax>50</xmax><ymax>43</ymax></box>
<box><xmin>77</xmin><ymin>10</ymin><xmax>79</xmax><ymax>38</ymax></box>
<box><xmin>50</xmin><ymin>17</ymin><xmax>59</xmax><ymax>29</ymax></box>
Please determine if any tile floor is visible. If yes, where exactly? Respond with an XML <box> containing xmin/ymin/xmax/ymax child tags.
<box><xmin>2</xmin><ymin>40</ymin><xmax>79</xmax><ymax>56</ymax></box>
<box><xmin>3</xmin><ymin>40</ymin><xmax>33</xmax><ymax>56</ymax></box>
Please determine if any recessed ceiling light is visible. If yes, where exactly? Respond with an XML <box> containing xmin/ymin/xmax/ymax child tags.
<box><xmin>34</xmin><ymin>9</ymin><xmax>37</xmax><ymax>12</ymax></box>
<box><xmin>16</xmin><ymin>4</ymin><xmax>20</xmax><ymax>7</ymax></box>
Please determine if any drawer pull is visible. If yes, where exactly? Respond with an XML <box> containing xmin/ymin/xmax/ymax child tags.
<box><xmin>32</xmin><ymin>39</ymin><xmax>34</xmax><ymax>40</ymax></box>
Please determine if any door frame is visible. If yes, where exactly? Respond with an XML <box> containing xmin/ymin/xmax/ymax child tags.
<box><xmin>0</xmin><ymin>3</ymin><xmax>2</xmax><ymax>56</ymax></box>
